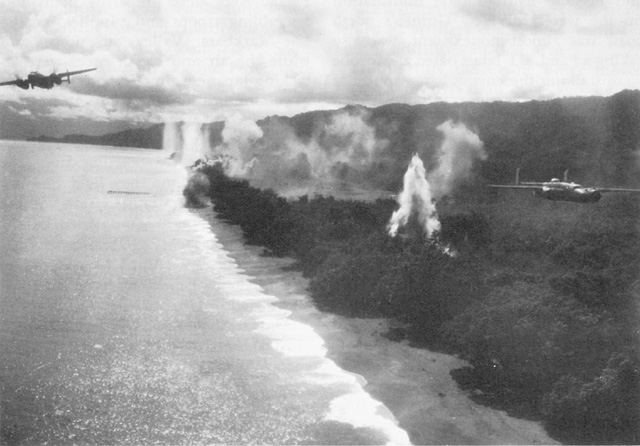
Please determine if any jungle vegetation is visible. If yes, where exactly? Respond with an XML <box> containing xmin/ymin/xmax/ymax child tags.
<box><xmin>199</xmin><ymin>162</ymin><xmax>638</xmax><ymax>445</ymax></box>
<box><xmin>191</xmin><ymin>90</ymin><xmax>640</xmax><ymax>444</ymax></box>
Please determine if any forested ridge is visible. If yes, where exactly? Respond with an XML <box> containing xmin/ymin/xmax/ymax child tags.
<box><xmin>28</xmin><ymin>124</ymin><xmax>164</xmax><ymax>149</ymax></box>
<box><xmin>192</xmin><ymin>90</ymin><xmax>640</xmax><ymax>444</ymax></box>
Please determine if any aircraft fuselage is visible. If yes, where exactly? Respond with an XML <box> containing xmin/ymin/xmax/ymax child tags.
<box><xmin>1</xmin><ymin>68</ymin><xmax>95</xmax><ymax>90</ymax></box>
<box><xmin>489</xmin><ymin>169</ymin><xmax>640</xmax><ymax>203</ymax></box>
<box><xmin>532</xmin><ymin>182</ymin><xmax>602</xmax><ymax>203</ymax></box>
<box><xmin>27</xmin><ymin>72</ymin><xmax>61</xmax><ymax>89</ymax></box>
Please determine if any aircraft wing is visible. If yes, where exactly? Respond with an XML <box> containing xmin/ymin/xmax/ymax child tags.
<box><xmin>0</xmin><ymin>80</ymin><xmax>18</xmax><ymax>87</ymax></box>
<box><xmin>488</xmin><ymin>185</ymin><xmax>543</xmax><ymax>190</ymax></box>
<box><xmin>598</xmin><ymin>188</ymin><xmax>640</xmax><ymax>193</ymax></box>
<box><xmin>61</xmin><ymin>68</ymin><xmax>97</xmax><ymax>78</ymax></box>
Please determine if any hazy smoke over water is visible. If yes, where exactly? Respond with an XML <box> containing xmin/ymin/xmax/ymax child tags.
<box><xmin>163</xmin><ymin>121</ymin><xmax>213</xmax><ymax>167</ymax></box>
<box><xmin>162</xmin><ymin>122</ymin><xmax>180</xmax><ymax>157</ymax></box>
<box><xmin>429</xmin><ymin>120</ymin><xmax>486</xmax><ymax>199</ymax></box>
<box><xmin>180</xmin><ymin>122</ymin><xmax>211</xmax><ymax>167</ymax></box>
<box><xmin>163</xmin><ymin>121</ymin><xmax>213</xmax><ymax>208</ymax></box>
<box><xmin>388</xmin><ymin>154</ymin><xmax>440</xmax><ymax>238</ymax></box>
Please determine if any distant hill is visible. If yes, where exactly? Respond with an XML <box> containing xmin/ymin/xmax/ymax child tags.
<box><xmin>259</xmin><ymin>90</ymin><xmax>640</xmax><ymax>189</ymax></box>
<box><xmin>28</xmin><ymin>89</ymin><xmax>640</xmax><ymax>189</ymax></box>
<box><xmin>28</xmin><ymin>123</ymin><xmax>164</xmax><ymax>149</ymax></box>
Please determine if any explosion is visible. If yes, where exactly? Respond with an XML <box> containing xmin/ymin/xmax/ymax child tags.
<box><xmin>387</xmin><ymin>121</ymin><xmax>485</xmax><ymax>238</ymax></box>
<box><xmin>163</xmin><ymin>114</ymin><xmax>485</xmax><ymax>216</ymax></box>
<box><xmin>387</xmin><ymin>154</ymin><xmax>440</xmax><ymax>238</ymax></box>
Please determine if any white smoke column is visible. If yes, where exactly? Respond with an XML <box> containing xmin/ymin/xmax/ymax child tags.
<box><xmin>219</xmin><ymin>114</ymin><xmax>263</xmax><ymax>176</ymax></box>
<box><xmin>429</xmin><ymin>120</ymin><xmax>486</xmax><ymax>198</ymax></box>
<box><xmin>180</xmin><ymin>122</ymin><xmax>210</xmax><ymax>167</ymax></box>
<box><xmin>388</xmin><ymin>154</ymin><xmax>440</xmax><ymax>237</ymax></box>
<box><xmin>264</xmin><ymin>110</ymin><xmax>383</xmax><ymax>195</ymax></box>
<box><xmin>162</xmin><ymin>121</ymin><xmax>212</xmax><ymax>208</ymax></box>
<box><xmin>162</xmin><ymin>122</ymin><xmax>180</xmax><ymax>157</ymax></box>
<box><xmin>323</xmin><ymin>111</ymin><xmax>377</xmax><ymax>170</ymax></box>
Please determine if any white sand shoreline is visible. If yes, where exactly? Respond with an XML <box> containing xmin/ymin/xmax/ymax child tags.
<box><xmin>200</xmin><ymin>210</ymin><xmax>557</xmax><ymax>445</ymax></box>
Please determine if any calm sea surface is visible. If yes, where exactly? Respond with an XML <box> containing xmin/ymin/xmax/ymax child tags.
<box><xmin>0</xmin><ymin>141</ymin><xmax>408</xmax><ymax>445</ymax></box>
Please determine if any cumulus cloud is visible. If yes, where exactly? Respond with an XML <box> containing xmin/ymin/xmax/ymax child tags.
<box><xmin>2</xmin><ymin>0</ymin><xmax>640</xmax><ymax>138</ymax></box>
<box><xmin>462</xmin><ymin>0</ymin><xmax>566</xmax><ymax>33</ymax></box>
<box><xmin>72</xmin><ymin>79</ymin><xmax>192</xmax><ymax>109</ymax></box>
<box><xmin>330</xmin><ymin>38</ymin><xmax>423</xmax><ymax>104</ymax></box>
<box><xmin>8</xmin><ymin>105</ymin><xmax>32</xmax><ymax>116</ymax></box>
<box><xmin>0</xmin><ymin>5</ymin><xmax>31</xmax><ymax>44</ymax></box>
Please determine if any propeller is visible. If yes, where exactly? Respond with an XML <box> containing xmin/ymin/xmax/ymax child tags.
<box><xmin>14</xmin><ymin>74</ymin><xmax>29</xmax><ymax>90</ymax></box>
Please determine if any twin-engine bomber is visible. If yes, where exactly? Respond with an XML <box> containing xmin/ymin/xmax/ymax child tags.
<box><xmin>489</xmin><ymin>168</ymin><xmax>640</xmax><ymax>203</ymax></box>
<box><xmin>0</xmin><ymin>68</ymin><xmax>96</xmax><ymax>90</ymax></box>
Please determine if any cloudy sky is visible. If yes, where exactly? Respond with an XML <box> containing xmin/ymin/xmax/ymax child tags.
<box><xmin>1</xmin><ymin>0</ymin><xmax>640</xmax><ymax>139</ymax></box>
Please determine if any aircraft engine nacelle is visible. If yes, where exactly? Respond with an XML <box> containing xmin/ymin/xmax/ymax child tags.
<box><xmin>15</xmin><ymin>79</ymin><xmax>29</xmax><ymax>90</ymax></box>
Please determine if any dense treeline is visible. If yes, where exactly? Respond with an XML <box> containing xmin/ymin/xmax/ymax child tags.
<box><xmin>199</xmin><ymin>163</ymin><xmax>639</xmax><ymax>445</ymax></box>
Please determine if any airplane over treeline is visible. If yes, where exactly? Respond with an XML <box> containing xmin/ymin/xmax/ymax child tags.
<box><xmin>489</xmin><ymin>168</ymin><xmax>640</xmax><ymax>203</ymax></box>
<box><xmin>0</xmin><ymin>68</ymin><xmax>96</xmax><ymax>90</ymax></box>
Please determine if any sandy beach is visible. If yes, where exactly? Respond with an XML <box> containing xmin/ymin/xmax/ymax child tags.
<box><xmin>203</xmin><ymin>211</ymin><xmax>557</xmax><ymax>445</ymax></box>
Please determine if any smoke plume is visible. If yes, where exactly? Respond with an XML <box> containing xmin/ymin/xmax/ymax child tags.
<box><xmin>162</xmin><ymin>121</ymin><xmax>180</xmax><ymax>157</ymax></box>
<box><xmin>163</xmin><ymin>121</ymin><xmax>214</xmax><ymax>166</ymax></box>
<box><xmin>386</xmin><ymin>121</ymin><xmax>485</xmax><ymax>238</ymax></box>
<box><xmin>218</xmin><ymin>114</ymin><xmax>264</xmax><ymax>176</ymax></box>
<box><xmin>163</xmin><ymin>114</ymin><xmax>485</xmax><ymax>213</ymax></box>
<box><xmin>428</xmin><ymin>120</ymin><xmax>486</xmax><ymax>199</ymax></box>
<box><xmin>206</xmin><ymin>108</ymin><xmax>390</xmax><ymax>198</ymax></box>
<box><xmin>163</xmin><ymin>121</ymin><xmax>213</xmax><ymax>208</ymax></box>
<box><xmin>387</xmin><ymin>154</ymin><xmax>440</xmax><ymax>238</ymax></box>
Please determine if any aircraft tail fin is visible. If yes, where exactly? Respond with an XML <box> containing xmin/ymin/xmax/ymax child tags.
<box><xmin>516</xmin><ymin>168</ymin><xmax>520</xmax><ymax>185</ymax></box>
<box><xmin>564</xmin><ymin>169</ymin><xmax>569</xmax><ymax>182</ymax></box>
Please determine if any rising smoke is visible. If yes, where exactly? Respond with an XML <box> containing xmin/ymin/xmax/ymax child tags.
<box><xmin>164</xmin><ymin>114</ymin><xmax>485</xmax><ymax>224</ymax></box>
<box><xmin>164</xmin><ymin>121</ymin><xmax>213</xmax><ymax>208</ymax></box>
<box><xmin>168</xmin><ymin>108</ymin><xmax>392</xmax><ymax>198</ymax></box>
<box><xmin>387</xmin><ymin>120</ymin><xmax>485</xmax><ymax>238</ymax></box>
<box><xmin>429</xmin><ymin>120</ymin><xmax>487</xmax><ymax>199</ymax></box>
<box><xmin>219</xmin><ymin>114</ymin><xmax>263</xmax><ymax>176</ymax></box>
<box><xmin>243</xmin><ymin>108</ymin><xmax>386</xmax><ymax>196</ymax></box>
<box><xmin>387</xmin><ymin>154</ymin><xmax>440</xmax><ymax>238</ymax></box>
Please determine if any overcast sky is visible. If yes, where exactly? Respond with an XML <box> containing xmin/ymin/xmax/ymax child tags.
<box><xmin>1</xmin><ymin>0</ymin><xmax>640</xmax><ymax>138</ymax></box>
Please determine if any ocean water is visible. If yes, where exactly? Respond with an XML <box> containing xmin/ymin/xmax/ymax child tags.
<box><xmin>0</xmin><ymin>141</ymin><xmax>409</xmax><ymax>445</ymax></box>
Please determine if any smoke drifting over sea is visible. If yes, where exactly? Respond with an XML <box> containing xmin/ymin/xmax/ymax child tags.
<box><xmin>163</xmin><ymin>114</ymin><xmax>485</xmax><ymax>228</ymax></box>
<box><xmin>164</xmin><ymin>121</ymin><xmax>212</xmax><ymax>208</ymax></box>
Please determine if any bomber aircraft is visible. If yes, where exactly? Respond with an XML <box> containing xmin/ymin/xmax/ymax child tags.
<box><xmin>489</xmin><ymin>168</ymin><xmax>640</xmax><ymax>203</ymax></box>
<box><xmin>0</xmin><ymin>68</ymin><xmax>96</xmax><ymax>90</ymax></box>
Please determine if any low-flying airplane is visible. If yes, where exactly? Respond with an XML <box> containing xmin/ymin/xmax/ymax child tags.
<box><xmin>489</xmin><ymin>168</ymin><xmax>640</xmax><ymax>203</ymax></box>
<box><xmin>0</xmin><ymin>68</ymin><xmax>96</xmax><ymax>90</ymax></box>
